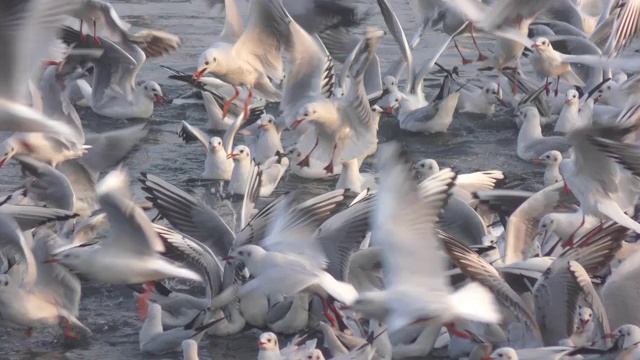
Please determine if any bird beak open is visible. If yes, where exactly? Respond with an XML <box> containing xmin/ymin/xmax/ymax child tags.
<box><xmin>382</xmin><ymin>105</ymin><xmax>395</xmax><ymax>115</ymax></box>
<box><xmin>223</xmin><ymin>255</ymin><xmax>235</xmax><ymax>260</ymax></box>
<box><xmin>226</xmin><ymin>153</ymin><xmax>237</xmax><ymax>159</ymax></box>
<box><xmin>43</xmin><ymin>258</ymin><xmax>59</xmax><ymax>264</ymax></box>
<box><xmin>291</xmin><ymin>119</ymin><xmax>303</xmax><ymax>129</ymax></box>
<box><xmin>531</xmin><ymin>44</ymin><xmax>540</xmax><ymax>49</ymax></box>
<box><xmin>193</xmin><ymin>67</ymin><xmax>207</xmax><ymax>82</ymax></box>
<box><xmin>530</xmin><ymin>158</ymin><xmax>544</xmax><ymax>164</ymax></box>
<box><xmin>154</xmin><ymin>95</ymin><xmax>168</xmax><ymax>105</ymax></box>
<box><xmin>580</xmin><ymin>319</ymin><xmax>589</xmax><ymax>327</ymax></box>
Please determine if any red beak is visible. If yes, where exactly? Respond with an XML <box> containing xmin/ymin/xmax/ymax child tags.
<box><xmin>530</xmin><ymin>158</ymin><xmax>544</xmax><ymax>164</ymax></box>
<box><xmin>223</xmin><ymin>255</ymin><xmax>235</xmax><ymax>260</ymax></box>
<box><xmin>382</xmin><ymin>106</ymin><xmax>395</xmax><ymax>115</ymax></box>
<box><xmin>226</xmin><ymin>153</ymin><xmax>237</xmax><ymax>159</ymax></box>
<box><xmin>603</xmin><ymin>333</ymin><xmax>617</xmax><ymax>339</ymax></box>
<box><xmin>581</xmin><ymin>319</ymin><xmax>589</xmax><ymax>327</ymax></box>
<box><xmin>193</xmin><ymin>68</ymin><xmax>207</xmax><ymax>82</ymax></box>
<box><xmin>257</xmin><ymin>341</ymin><xmax>266</xmax><ymax>346</ymax></box>
<box><xmin>154</xmin><ymin>95</ymin><xmax>168</xmax><ymax>105</ymax></box>
<box><xmin>258</xmin><ymin>123</ymin><xmax>268</xmax><ymax>129</ymax></box>
<box><xmin>564</xmin><ymin>182</ymin><xmax>570</xmax><ymax>192</ymax></box>
<box><xmin>531</xmin><ymin>44</ymin><xmax>539</xmax><ymax>49</ymax></box>
<box><xmin>0</xmin><ymin>158</ymin><xmax>6</xmax><ymax>168</ymax></box>
<box><xmin>291</xmin><ymin>119</ymin><xmax>303</xmax><ymax>129</ymax></box>
<box><xmin>43</xmin><ymin>258</ymin><xmax>59</xmax><ymax>264</ymax></box>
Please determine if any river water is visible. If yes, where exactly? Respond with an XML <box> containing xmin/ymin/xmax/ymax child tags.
<box><xmin>0</xmin><ymin>0</ymin><xmax>548</xmax><ymax>358</ymax></box>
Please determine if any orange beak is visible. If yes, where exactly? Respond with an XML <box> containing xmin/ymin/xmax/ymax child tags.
<box><xmin>226</xmin><ymin>153</ymin><xmax>237</xmax><ymax>159</ymax></box>
<box><xmin>530</xmin><ymin>158</ymin><xmax>544</xmax><ymax>164</ymax></box>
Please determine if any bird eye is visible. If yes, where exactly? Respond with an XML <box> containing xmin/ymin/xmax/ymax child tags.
<box><xmin>239</xmin><ymin>150</ymin><xmax>244</xmax><ymax>154</ymax></box>
<box><xmin>545</xmin><ymin>155</ymin><xmax>550</xmax><ymax>159</ymax></box>
<box><xmin>485</xmin><ymin>89</ymin><xmax>490</xmax><ymax>94</ymax></box>
<box><xmin>238</xmin><ymin>251</ymin><xmax>244</xmax><ymax>256</ymax></box>
<box><xmin>267</xmin><ymin>339</ymin><xmax>271</xmax><ymax>343</ymax></box>
<box><xmin>205</xmin><ymin>61</ymin><xmax>209</xmax><ymax>65</ymax></box>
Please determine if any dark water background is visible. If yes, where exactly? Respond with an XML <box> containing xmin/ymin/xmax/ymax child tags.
<box><xmin>0</xmin><ymin>0</ymin><xmax>548</xmax><ymax>358</ymax></box>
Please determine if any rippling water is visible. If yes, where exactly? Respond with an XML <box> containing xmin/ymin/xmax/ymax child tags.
<box><xmin>0</xmin><ymin>0</ymin><xmax>549</xmax><ymax>358</ymax></box>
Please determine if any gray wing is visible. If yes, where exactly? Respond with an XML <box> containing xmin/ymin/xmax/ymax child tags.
<box><xmin>0</xmin><ymin>204</ymin><xmax>77</xmax><ymax>231</ymax></box>
<box><xmin>284</xmin><ymin>0</ymin><xmax>369</xmax><ymax>34</ymax></box>
<box><xmin>315</xmin><ymin>191</ymin><xmax>374</xmax><ymax>281</ymax></box>
<box><xmin>59</xmin><ymin>26</ymin><xmax>139</xmax><ymax>103</ymax></box>
<box><xmin>233</xmin><ymin>195</ymin><xmax>287</xmax><ymax>248</ymax></box>
<box><xmin>339</xmin><ymin>30</ymin><xmax>383</xmax><ymax>161</ymax></box>
<box><xmin>441</xmin><ymin>231</ymin><xmax>541</xmax><ymax>337</ymax></box>
<box><xmin>80</xmin><ymin>121</ymin><xmax>149</xmax><ymax>174</ymax></box>
<box><xmin>265</xmin><ymin>298</ymin><xmax>294</xmax><ymax>324</ymax></box>
<box><xmin>561</xmin><ymin>222</ymin><xmax>628</xmax><ymax>275</ymax></box>
<box><xmin>376</xmin><ymin>0</ymin><xmax>413</xmax><ymax>91</ymax></box>
<box><xmin>603</xmin><ymin>0</ymin><xmax>640</xmax><ymax>56</ymax></box>
<box><xmin>56</xmin><ymin>159</ymin><xmax>99</xmax><ymax>217</ymax></box>
<box><xmin>128</xmin><ymin>29</ymin><xmax>182</xmax><ymax>59</ymax></box>
<box><xmin>533</xmin><ymin>259</ymin><xmax>582</xmax><ymax>346</ymax></box>
<box><xmin>437</xmin><ymin>196</ymin><xmax>486</xmax><ymax>247</ymax></box>
<box><xmin>178</xmin><ymin>121</ymin><xmax>210</xmax><ymax>150</ymax></box>
<box><xmin>97</xmin><ymin>169</ymin><xmax>165</xmax><ymax>255</ymax></box>
<box><xmin>153</xmin><ymin>225</ymin><xmax>224</xmax><ymax>300</ymax></box>
<box><xmin>531</xmin><ymin>20</ymin><xmax>587</xmax><ymax>38</ymax></box>
<box><xmin>0</xmin><ymin>0</ymin><xmax>80</xmax><ymax>101</ymax></box>
<box><xmin>523</xmin><ymin>137</ymin><xmax>572</xmax><ymax>158</ymax></box>
<box><xmin>17</xmin><ymin>156</ymin><xmax>75</xmax><ymax>212</ymax></box>
<box><xmin>38</xmin><ymin>66</ymin><xmax>85</xmax><ymax>144</ymax></box>
<box><xmin>0</xmin><ymin>213</ymin><xmax>37</xmax><ymax>288</ymax></box>
<box><xmin>504</xmin><ymin>182</ymin><xmax>578</xmax><ymax>264</ymax></box>
<box><xmin>217</xmin><ymin>0</ymin><xmax>244</xmax><ymax>43</ymax></box>
<box><xmin>139</xmin><ymin>173</ymin><xmax>235</xmax><ymax>257</ymax></box>
<box><xmin>32</xmin><ymin>229</ymin><xmax>81</xmax><ymax>314</ymax></box>
<box><xmin>241</xmin><ymin>165</ymin><xmax>262</xmax><ymax>230</ymax></box>
<box><xmin>279</xmin><ymin>16</ymin><xmax>327</xmax><ymax>121</ymax></box>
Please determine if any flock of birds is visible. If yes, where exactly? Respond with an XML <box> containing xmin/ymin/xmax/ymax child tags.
<box><xmin>9</xmin><ymin>0</ymin><xmax>640</xmax><ymax>359</ymax></box>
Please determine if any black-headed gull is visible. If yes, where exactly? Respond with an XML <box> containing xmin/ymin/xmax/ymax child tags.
<box><xmin>193</xmin><ymin>0</ymin><xmax>290</xmax><ymax>120</ymax></box>
<box><xmin>531</xmin><ymin>150</ymin><xmax>563</xmax><ymax>187</ymax></box>
<box><xmin>529</xmin><ymin>37</ymin><xmax>586</xmax><ymax>97</ymax></box>
<box><xmin>227</xmin><ymin>145</ymin><xmax>288</xmax><ymax>197</ymax></box>
<box><xmin>69</xmin><ymin>0</ymin><xmax>182</xmax><ymax>57</ymax></box>
<box><xmin>0</xmin><ymin>0</ymin><xmax>82</xmax><ymax>140</ymax></box>
<box><xmin>254</xmin><ymin>115</ymin><xmax>284</xmax><ymax>164</ymax></box>
<box><xmin>290</xmin><ymin>29</ymin><xmax>383</xmax><ymax>174</ymax></box>
<box><xmin>178</xmin><ymin>121</ymin><xmax>234</xmax><ymax>180</ymax></box>
<box><xmin>554</xmin><ymin>89</ymin><xmax>582</xmax><ymax>134</ymax></box>
<box><xmin>516</xmin><ymin>107</ymin><xmax>572</xmax><ymax>161</ymax></box>
<box><xmin>457</xmin><ymin>82</ymin><xmax>506</xmax><ymax>115</ymax></box>
<box><xmin>351</xmin><ymin>142</ymin><xmax>501</xmax><ymax>332</ymax></box>
<box><xmin>48</xmin><ymin>169</ymin><xmax>202</xmax><ymax>305</ymax></box>
<box><xmin>397</xmin><ymin>76</ymin><xmax>461</xmax><ymax>134</ymax></box>
<box><xmin>139</xmin><ymin>302</ymin><xmax>224</xmax><ymax>354</ymax></box>
<box><xmin>0</xmin><ymin>215</ymin><xmax>90</xmax><ymax>339</ymax></box>
<box><xmin>60</xmin><ymin>26</ymin><xmax>168</xmax><ymax>119</ymax></box>
<box><xmin>0</xmin><ymin>133</ymin><xmax>89</xmax><ymax>169</ymax></box>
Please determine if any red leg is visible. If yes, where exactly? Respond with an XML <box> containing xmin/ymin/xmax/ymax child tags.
<box><xmin>297</xmin><ymin>138</ymin><xmax>319</xmax><ymax>168</ymax></box>
<box><xmin>468</xmin><ymin>23</ymin><xmax>487</xmax><ymax>62</ymax></box>
<box><xmin>562</xmin><ymin>214</ymin><xmax>585</xmax><ymax>248</ymax></box>
<box><xmin>242</xmin><ymin>87</ymin><xmax>253</xmax><ymax>121</ymax></box>
<box><xmin>63</xmin><ymin>319</ymin><xmax>78</xmax><ymax>340</ymax></box>
<box><xmin>554</xmin><ymin>77</ymin><xmax>560</xmax><ymax>97</ymax></box>
<box><xmin>321</xmin><ymin>297</ymin><xmax>336</xmax><ymax>327</ymax></box>
<box><xmin>544</xmin><ymin>77</ymin><xmax>550</xmax><ymax>96</ymax></box>
<box><xmin>79</xmin><ymin>20</ymin><xmax>86</xmax><ymax>42</ymax></box>
<box><xmin>221</xmin><ymin>86</ymin><xmax>240</xmax><ymax>120</ymax></box>
<box><xmin>327</xmin><ymin>300</ymin><xmax>344</xmax><ymax>322</ymax></box>
<box><xmin>323</xmin><ymin>144</ymin><xmax>337</xmax><ymax>174</ymax></box>
<box><xmin>92</xmin><ymin>19</ymin><xmax>100</xmax><ymax>45</ymax></box>
<box><xmin>136</xmin><ymin>281</ymin><xmax>156</xmax><ymax>318</ymax></box>
<box><xmin>512</xmin><ymin>64</ymin><xmax>519</xmax><ymax>95</ymax></box>
<box><xmin>578</xmin><ymin>220</ymin><xmax>604</xmax><ymax>248</ymax></box>
<box><xmin>497</xmin><ymin>66</ymin><xmax>503</xmax><ymax>95</ymax></box>
<box><xmin>445</xmin><ymin>323</ymin><xmax>472</xmax><ymax>339</ymax></box>
<box><xmin>453</xmin><ymin>38</ymin><xmax>473</xmax><ymax>65</ymax></box>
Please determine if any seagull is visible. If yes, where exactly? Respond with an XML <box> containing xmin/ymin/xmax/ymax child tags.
<box><xmin>69</xmin><ymin>0</ymin><xmax>182</xmax><ymax>57</ymax></box>
<box><xmin>516</xmin><ymin>107</ymin><xmax>572</xmax><ymax>161</ymax></box>
<box><xmin>554</xmin><ymin>89</ymin><xmax>582</xmax><ymax>134</ymax></box>
<box><xmin>531</xmin><ymin>150</ymin><xmax>563</xmax><ymax>187</ymax></box>
<box><xmin>226</xmin><ymin>145</ymin><xmax>288</xmax><ymax>197</ymax></box>
<box><xmin>290</xmin><ymin>29</ymin><xmax>382</xmax><ymax>174</ymax></box>
<box><xmin>457</xmin><ymin>82</ymin><xmax>506</xmax><ymax>115</ymax></box>
<box><xmin>254</xmin><ymin>115</ymin><xmax>284</xmax><ymax>165</ymax></box>
<box><xmin>60</xmin><ymin>26</ymin><xmax>168</xmax><ymax>119</ymax></box>
<box><xmin>0</xmin><ymin>133</ymin><xmax>89</xmax><ymax>169</ymax></box>
<box><xmin>351</xmin><ymin>142</ymin><xmax>501</xmax><ymax>332</ymax></box>
<box><xmin>178</xmin><ymin>121</ymin><xmax>234</xmax><ymax>180</ymax></box>
<box><xmin>529</xmin><ymin>37</ymin><xmax>586</xmax><ymax>97</ymax></box>
<box><xmin>193</xmin><ymin>0</ymin><xmax>290</xmax><ymax>121</ymax></box>
<box><xmin>47</xmin><ymin>169</ymin><xmax>202</xmax><ymax>315</ymax></box>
